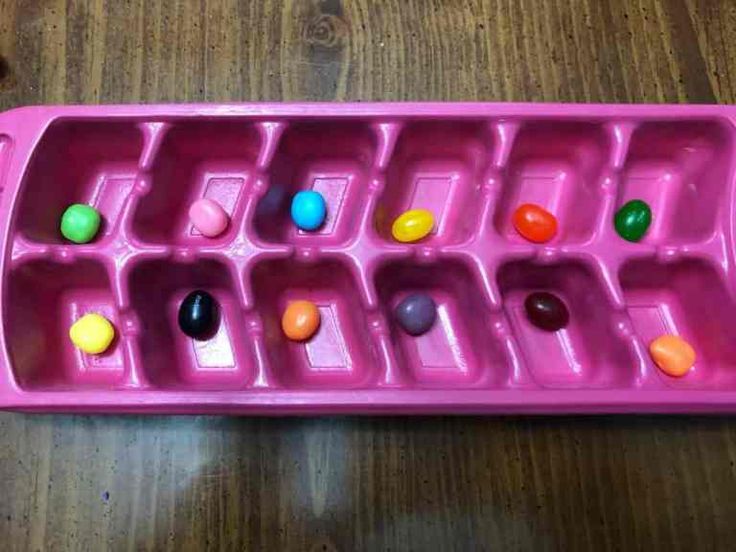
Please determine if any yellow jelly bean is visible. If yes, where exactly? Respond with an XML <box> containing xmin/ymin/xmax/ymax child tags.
<box><xmin>391</xmin><ymin>209</ymin><xmax>434</xmax><ymax>243</ymax></box>
<box><xmin>69</xmin><ymin>313</ymin><xmax>115</xmax><ymax>355</ymax></box>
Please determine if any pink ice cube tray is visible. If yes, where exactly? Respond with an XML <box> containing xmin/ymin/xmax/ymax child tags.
<box><xmin>1</xmin><ymin>102</ymin><xmax>736</xmax><ymax>414</ymax></box>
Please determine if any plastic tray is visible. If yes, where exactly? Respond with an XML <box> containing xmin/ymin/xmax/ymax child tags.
<box><xmin>1</xmin><ymin>103</ymin><xmax>735</xmax><ymax>414</ymax></box>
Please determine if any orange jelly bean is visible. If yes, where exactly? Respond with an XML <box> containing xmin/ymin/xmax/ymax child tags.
<box><xmin>282</xmin><ymin>300</ymin><xmax>321</xmax><ymax>341</ymax></box>
<box><xmin>649</xmin><ymin>334</ymin><xmax>696</xmax><ymax>377</ymax></box>
<box><xmin>512</xmin><ymin>203</ymin><xmax>558</xmax><ymax>243</ymax></box>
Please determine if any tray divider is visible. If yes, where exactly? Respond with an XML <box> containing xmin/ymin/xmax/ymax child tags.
<box><xmin>356</xmin><ymin>121</ymin><xmax>412</xmax><ymax>387</ymax></box>
<box><xmin>255</xmin><ymin>121</ymin><xmax>287</xmax><ymax>172</ymax></box>
<box><xmin>137</xmin><ymin>122</ymin><xmax>172</xmax><ymax>172</ymax></box>
<box><xmin>107</xmin><ymin>124</ymin><xmax>174</xmax><ymax>389</ymax></box>
<box><xmin>585</xmin><ymin>122</ymin><xmax>657</xmax><ymax>387</ymax></box>
<box><xmin>474</xmin><ymin>120</ymin><xmax>537</xmax><ymax>388</ymax></box>
<box><xmin>238</xmin><ymin>120</ymin><xmax>293</xmax><ymax>389</ymax></box>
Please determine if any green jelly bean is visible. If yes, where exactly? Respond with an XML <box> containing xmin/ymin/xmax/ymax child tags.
<box><xmin>614</xmin><ymin>199</ymin><xmax>651</xmax><ymax>242</ymax></box>
<box><xmin>60</xmin><ymin>204</ymin><xmax>101</xmax><ymax>244</ymax></box>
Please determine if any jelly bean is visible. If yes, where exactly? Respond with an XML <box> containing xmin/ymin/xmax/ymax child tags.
<box><xmin>512</xmin><ymin>204</ymin><xmax>557</xmax><ymax>243</ymax></box>
<box><xmin>256</xmin><ymin>184</ymin><xmax>288</xmax><ymax>217</ymax></box>
<box><xmin>524</xmin><ymin>292</ymin><xmax>570</xmax><ymax>332</ymax></box>
<box><xmin>282</xmin><ymin>300</ymin><xmax>321</xmax><ymax>341</ymax></box>
<box><xmin>291</xmin><ymin>190</ymin><xmax>327</xmax><ymax>231</ymax></box>
<box><xmin>69</xmin><ymin>313</ymin><xmax>115</xmax><ymax>354</ymax></box>
<box><xmin>394</xmin><ymin>293</ymin><xmax>437</xmax><ymax>336</ymax></box>
<box><xmin>614</xmin><ymin>199</ymin><xmax>651</xmax><ymax>242</ymax></box>
<box><xmin>189</xmin><ymin>198</ymin><xmax>229</xmax><ymax>238</ymax></box>
<box><xmin>178</xmin><ymin>290</ymin><xmax>218</xmax><ymax>340</ymax></box>
<box><xmin>391</xmin><ymin>209</ymin><xmax>434</xmax><ymax>243</ymax></box>
<box><xmin>60</xmin><ymin>204</ymin><xmax>101</xmax><ymax>244</ymax></box>
<box><xmin>649</xmin><ymin>334</ymin><xmax>695</xmax><ymax>377</ymax></box>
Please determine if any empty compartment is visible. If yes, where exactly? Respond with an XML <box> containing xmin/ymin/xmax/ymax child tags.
<box><xmin>375</xmin><ymin>121</ymin><xmax>492</xmax><ymax>245</ymax></box>
<box><xmin>255</xmin><ymin>121</ymin><xmax>376</xmax><ymax>245</ymax></box>
<box><xmin>133</xmin><ymin>121</ymin><xmax>261</xmax><ymax>245</ymax></box>
<box><xmin>498</xmin><ymin>260</ymin><xmax>635</xmax><ymax>388</ymax></box>
<box><xmin>618</xmin><ymin>121</ymin><xmax>733</xmax><ymax>244</ymax></box>
<box><xmin>620</xmin><ymin>259</ymin><xmax>736</xmax><ymax>388</ymax></box>
<box><xmin>250</xmin><ymin>259</ymin><xmax>379</xmax><ymax>388</ymax></box>
<box><xmin>4</xmin><ymin>259</ymin><xmax>125</xmax><ymax>389</ymax></box>
<box><xmin>494</xmin><ymin>122</ymin><xmax>610</xmax><ymax>243</ymax></box>
<box><xmin>16</xmin><ymin>121</ymin><xmax>143</xmax><ymax>243</ymax></box>
<box><xmin>128</xmin><ymin>259</ymin><xmax>253</xmax><ymax>389</ymax></box>
<box><xmin>375</xmin><ymin>260</ymin><xmax>510</xmax><ymax>387</ymax></box>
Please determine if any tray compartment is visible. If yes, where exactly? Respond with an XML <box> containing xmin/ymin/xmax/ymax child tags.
<box><xmin>617</xmin><ymin>120</ymin><xmax>733</xmax><ymax>244</ymax></box>
<box><xmin>493</xmin><ymin>122</ymin><xmax>610</xmax><ymax>244</ymax></box>
<box><xmin>250</xmin><ymin>258</ymin><xmax>380</xmax><ymax>388</ymax></box>
<box><xmin>375</xmin><ymin>259</ymin><xmax>510</xmax><ymax>387</ymax></box>
<box><xmin>620</xmin><ymin>259</ymin><xmax>736</xmax><ymax>388</ymax></box>
<box><xmin>16</xmin><ymin>121</ymin><xmax>143</xmax><ymax>243</ymax></box>
<box><xmin>255</xmin><ymin>121</ymin><xmax>376</xmax><ymax>245</ymax></box>
<box><xmin>128</xmin><ymin>258</ymin><xmax>253</xmax><ymax>389</ymax></box>
<box><xmin>375</xmin><ymin>121</ymin><xmax>492</xmax><ymax>246</ymax></box>
<box><xmin>132</xmin><ymin>121</ymin><xmax>261</xmax><ymax>245</ymax></box>
<box><xmin>498</xmin><ymin>259</ymin><xmax>637</xmax><ymax>388</ymax></box>
<box><xmin>5</xmin><ymin>259</ymin><xmax>125</xmax><ymax>389</ymax></box>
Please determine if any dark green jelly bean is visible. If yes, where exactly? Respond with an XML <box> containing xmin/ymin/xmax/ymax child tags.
<box><xmin>178</xmin><ymin>290</ymin><xmax>218</xmax><ymax>340</ymax></box>
<box><xmin>614</xmin><ymin>199</ymin><xmax>652</xmax><ymax>242</ymax></box>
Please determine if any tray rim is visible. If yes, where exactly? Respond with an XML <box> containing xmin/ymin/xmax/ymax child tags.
<box><xmin>2</xmin><ymin>102</ymin><xmax>736</xmax><ymax>414</ymax></box>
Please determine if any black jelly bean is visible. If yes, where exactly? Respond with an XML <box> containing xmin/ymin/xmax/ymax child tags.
<box><xmin>178</xmin><ymin>290</ymin><xmax>218</xmax><ymax>340</ymax></box>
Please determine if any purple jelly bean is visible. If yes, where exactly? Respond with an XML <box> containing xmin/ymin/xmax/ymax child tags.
<box><xmin>394</xmin><ymin>293</ymin><xmax>437</xmax><ymax>336</ymax></box>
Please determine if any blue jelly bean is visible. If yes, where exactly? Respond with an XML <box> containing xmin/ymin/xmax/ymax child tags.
<box><xmin>291</xmin><ymin>190</ymin><xmax>327</xmax><ymax>231</ymax></box>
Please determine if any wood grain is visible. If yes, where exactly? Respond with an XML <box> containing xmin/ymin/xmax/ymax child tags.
<box><xmin>1</xmin><ymin>0</ymin><xmax>736</xmax><ymax>550</ymax></box>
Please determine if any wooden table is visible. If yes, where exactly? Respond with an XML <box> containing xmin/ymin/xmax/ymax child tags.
<box><xmin>1</xmin><ymin>1</ymin><xmax>735</xmax><ymax>549</ymax></box>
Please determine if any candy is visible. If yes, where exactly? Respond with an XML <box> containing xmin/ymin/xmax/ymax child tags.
<box><xmin>60</xmin><ymin>204</ymin><xmax>101</xmax><ymax>244</ymax></box>
<box><xmin>649</xmin><ymin>334</ymin><xmax>696</xmax><ymax>377</ymax></box>
<box><xmin>512</xmin><ymin>204</ymin><xmax>557</xmax><ymax>243</ymax></box>
<box><xmin>282</xmin><ymin>300</ymin><xmax>321</xmax><ymax>341</ymax></box>
<box><xmin>524</xmin><ymin>292</ymin><xmax>570</xmax><ymax>332</ymax></box>
<box><xmin>614</xmin><ymin>199</ymin><xmax>651</xmax><ymax>242</ymax></box>
<box><xmin>189</xmin><ymin>198</ymin><xmax>229</xmax><ymax>238</ymax></box>
<box><xmin>178</xmin><ymin>290</ymin><xmax>218</xmax><ymax>340</ymax></box>
<box><xmin>291</xmin><ymin>190</ymin><xmax>327</xmax><ymax>231</ymax></box>
<box><xmin>391</xmin><ymin>209</ymin><xmax>434</xmax><ymax>243</ymax></box>
<box><xmin>394</xmin><ymin>293</ymin><xmax>437</xmax><ymax>336</ymax></box>
<box><xmin>256</xmin><ymin>184</ymin><xmax>288</xmax><ymax>217</ymax></box>
<box><xmin>69</xmin><ymin>313</ymin><xmax>115</xmax><ymax>354</ymax></box>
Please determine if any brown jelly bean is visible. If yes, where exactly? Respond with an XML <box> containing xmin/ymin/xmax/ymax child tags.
<box><xmin>524</xmin><ymin>292</ymin><xmax>569</xmax><ymax>332</ymax></box>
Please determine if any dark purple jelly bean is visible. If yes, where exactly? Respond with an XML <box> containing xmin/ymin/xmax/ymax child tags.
<box><xmin>524</xmin><ymin>292</ymin><xmax>569</xmax><ymax>332</ymax></box>
<box><xmin>178</xmin><ymin>290</ymin><xmax>218</xmax><ymax>340</ymax></box>
<box><xmin>394</xmin><ymin>293</ymin><xmax>437</xmax><ymax>336</ymax></box>
<box><xmin>255</xmin><ymin>184</ymin><xmax>288</xmax><ymax>217</ymax></box>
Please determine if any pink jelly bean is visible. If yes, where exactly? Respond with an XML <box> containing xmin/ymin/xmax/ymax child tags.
<box><xmin>189</xmin><ymin>198</ymin><xmax>229</xmax><ymax>238</ymax></box>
